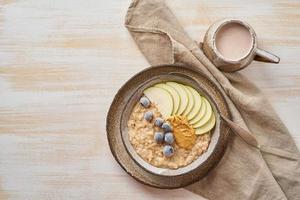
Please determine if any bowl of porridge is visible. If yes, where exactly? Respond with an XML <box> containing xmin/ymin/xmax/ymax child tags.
<box><xmin>107</xmin><ymin>64</ymin><xmax>231</xmax><ymax>187</ymax></box>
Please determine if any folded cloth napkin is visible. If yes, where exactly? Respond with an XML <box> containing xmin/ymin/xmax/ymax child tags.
<box><xmin>125</xmin><ymin>0</ymin><xmax>300</xmax><ymax>199</ymax></box>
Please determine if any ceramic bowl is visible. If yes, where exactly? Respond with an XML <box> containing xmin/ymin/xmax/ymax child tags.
<box><xmin>107</xmin><ymin>64</ymin><xmax>231</xmax><ymax>188</ymax></box>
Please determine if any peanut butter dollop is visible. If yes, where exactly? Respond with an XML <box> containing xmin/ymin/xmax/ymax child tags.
<box><xmin>167</xmin><ymin>115</ymin><xmax>196</xmax><ymax>149</ymax></box>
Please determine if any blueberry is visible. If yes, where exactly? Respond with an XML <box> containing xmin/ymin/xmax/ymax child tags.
<box><xmin>154</xmin><ymin>132</ymin><xmax>164</xmax><ymax>143</ymax></box>
<box><xmin>162</xmin><ymin>122</ymin><xmax>172</xmax><ymax>132</ymax></box>
<box><xmin>163</xmin><ymin>145</ymin><xmax>174</xmax><ymax>157</ymax></box>
<box><xmin>140</xmin><ymin>96</ymin><xmax>150</xmax><ymax>108</ymax></box>
<box><xmin>144</xmin><ymin>111</ymin><xmax>153</xmax><ymax>121</ymax></box>
<box><xmin>164</xmin><ymin>132</ymin><xmax>174</xmax><ymax>144</ymax></box>
<box><xmin>154</xmin><ymin>118</ymin><xmax>164</xmax><ymax>127</ymax></box>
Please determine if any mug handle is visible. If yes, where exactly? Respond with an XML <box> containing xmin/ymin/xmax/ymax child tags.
<box><xmin>254</xmin><ymin>48</ymin><xmax>280</xmax><ymax>63</ymax></box>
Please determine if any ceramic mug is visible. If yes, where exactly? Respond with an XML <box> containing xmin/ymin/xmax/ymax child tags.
<box><xmin>202</xmin><ymin>19</ymin><xmax>280</xmax><ymax>72</ymax></box>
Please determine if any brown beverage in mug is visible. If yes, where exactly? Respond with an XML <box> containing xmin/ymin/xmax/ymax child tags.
<box><xmin>215</xmin><ymin>23</ymin><xmax>253</xmax><ymax>61</ymax></box>
<box><xmin>202</xmin><ymin>19</ymin><xmax>280</xmax><ymax>72</ymax></box>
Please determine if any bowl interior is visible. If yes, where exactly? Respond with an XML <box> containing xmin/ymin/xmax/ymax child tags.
<box><xmin>120</xmin><ymin>73</ymin><xmax>221</xmax><ymax>176</ymax></box>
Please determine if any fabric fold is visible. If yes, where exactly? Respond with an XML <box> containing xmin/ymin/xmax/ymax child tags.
<box><xmin>125</xmin><ymin>0</ymin><xmax>300</xmax><ymax>199</ymax></box>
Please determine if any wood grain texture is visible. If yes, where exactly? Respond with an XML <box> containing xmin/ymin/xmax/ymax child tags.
<box><xmin>0</xmin><ymin>0</ymin><xmax>299</xmax><ymax>199</ymax></box>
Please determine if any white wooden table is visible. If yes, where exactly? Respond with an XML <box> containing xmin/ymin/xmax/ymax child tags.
<box><xmin>0</xmin><ymin>0</ymin><xmax>299</xmax><ymax>199</ymax></box>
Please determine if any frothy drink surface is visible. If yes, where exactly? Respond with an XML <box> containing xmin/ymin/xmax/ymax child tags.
<box><xmin>215</xmin><ymin>23</ymin><xmax>253</xmax><ymax>60</ymax></box>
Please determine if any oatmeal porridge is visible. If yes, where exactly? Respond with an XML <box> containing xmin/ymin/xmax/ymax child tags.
<box><xmin>127</xmin><ymin>82</ymin><xmax>216</xmax><ymax>169</ymax></box>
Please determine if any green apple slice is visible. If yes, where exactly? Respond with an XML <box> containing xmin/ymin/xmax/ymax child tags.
<box><xmin>186</xmin><ymin>86</ymin><xmax>202</xmax><ymax>120</ymax></box>
<box><xmin>189</xmin><ymin>96</ymin><xmax>206</xmax><ymax>124</ymax></box>
<box><xmin>192</xmin><ymin>98</ymin><xmax>213</xmax><ymax>128</ymax></box>
<box><xmin>195</xmin><ymin>112</ymin><xmax>216</xmax><ymax>135</ymax></box>
<box><xmin>144</xmin><ymin>86</ymin><xmax>173</xmax><ymax>118</ymax></box>
<box><xmin>166</xmin><ymin>82</ymin><xmax>188</xmax><ymax>115</ymax></box>
<box><xmin>154</xmin><ymin>83</ymin><xmax>180</xmax><ymax>115</ymax></box>
<box><xmin>182</xmin><ymin>85</ymin><xmax>195</xmax><ymax>116</ymax></box>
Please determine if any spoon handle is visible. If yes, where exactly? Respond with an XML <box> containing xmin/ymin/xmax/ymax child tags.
<box><xmin>220</xmin><ymin>114</ymin><xmax>260</xmax><ymax>149</ymax></box>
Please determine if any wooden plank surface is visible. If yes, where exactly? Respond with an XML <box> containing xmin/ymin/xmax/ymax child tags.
<box><xmin>0</xmin><ymin>0</ymin><xmax>299</xmax><ymax>199</ymax></box>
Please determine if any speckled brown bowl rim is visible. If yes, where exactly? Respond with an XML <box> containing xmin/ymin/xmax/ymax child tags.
<box><xmin>106</xmin><ymin>64</ymin><xmax>231</xmax><ymax>189</ymax></box>
<box><xmin>121</xmin><ymin>72</ymin><xmax>221</xmax><ymax>176</ymax></box>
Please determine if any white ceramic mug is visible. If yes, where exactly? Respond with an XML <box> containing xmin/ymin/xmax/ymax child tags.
<box><xmin>202</xmin><ymin>19</ymin><xmax>280</xmax><ymax>72</ymax></box>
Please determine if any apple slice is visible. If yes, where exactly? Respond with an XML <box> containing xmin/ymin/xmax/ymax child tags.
<box><xmin>189</xmin><ymin>96</ymin><xmax>206</xmax><ymax>124</ymax></box>
<box><xmin>182</xmin><ymin>85</ymin><xmax>195</xmax><ymax>116</ymax></box>
<box><xmin>155</xmin><ymin>83</ymin><xmax>180</xmax><ymax>115</ymax></box>
<box><xmin>195</xmin><ymin>112</ymin><xmax>216</xmax><ymax>135</ymax></box>
<box><xmin>186</xmin><ymin>86</ymin><xmax>202</xmax><ymax>120</ymax></box>
<box><xmin>144</xmin><ymin>86</ymin><xmax>173</xmax><ymax>118</ymax></box>
<box><xmin>192</xmin><ymin>98</ymin><xmax>213</xmax><ymax>128</ymax></box>
<box><xmin>166</xmin><ymin>82</ymin><xmax>189</xmax><ymax>115</ymax></box>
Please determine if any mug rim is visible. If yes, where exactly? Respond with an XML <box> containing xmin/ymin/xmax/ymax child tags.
<box><xmin>212</xmin><ymin>19</ymin><xmax>257</xmax><ymax>64</ymax></box>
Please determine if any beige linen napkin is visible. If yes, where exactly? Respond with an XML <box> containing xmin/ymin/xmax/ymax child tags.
<box><xmin>125</xmin><ymin>0</ymin><xmax>300</xmax><ymax>199</ymax></box>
